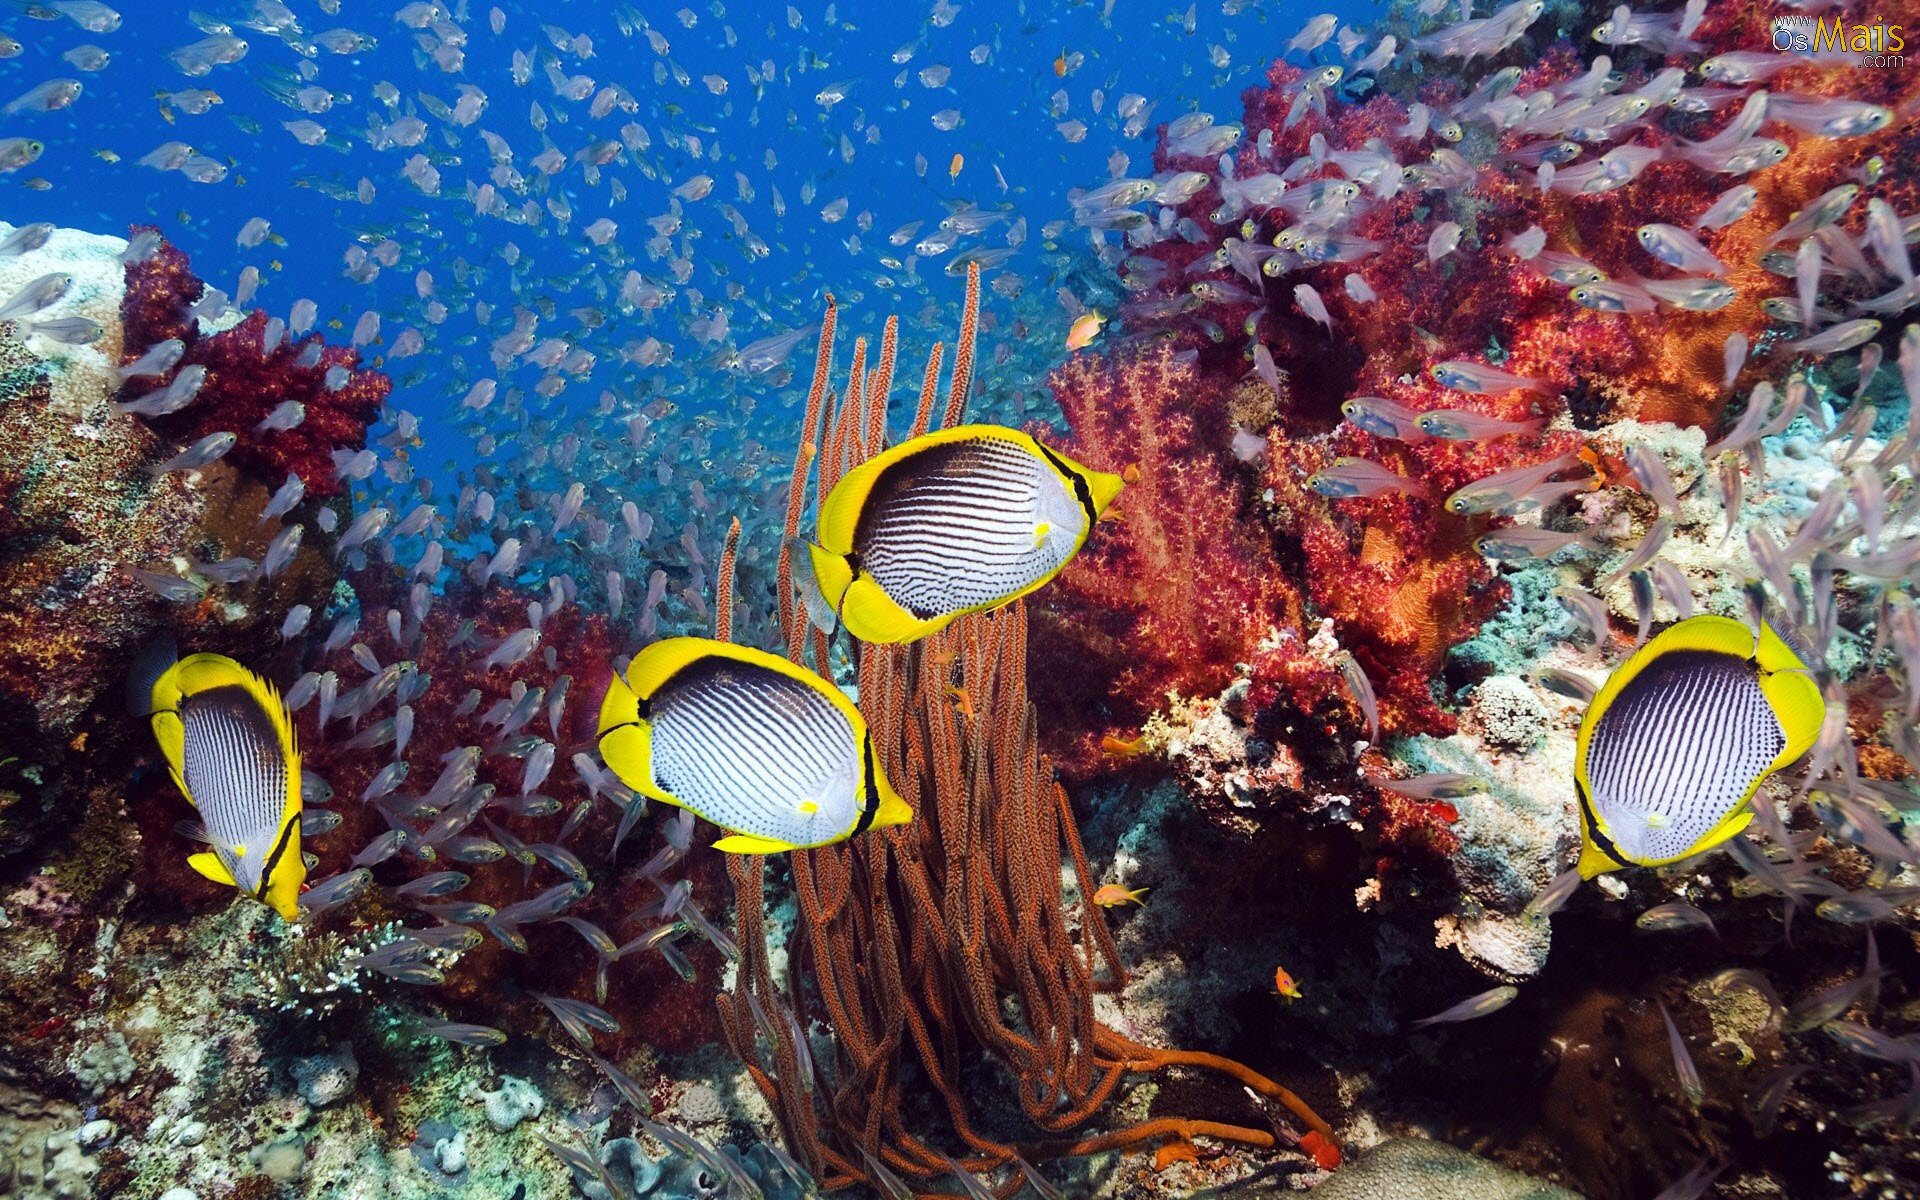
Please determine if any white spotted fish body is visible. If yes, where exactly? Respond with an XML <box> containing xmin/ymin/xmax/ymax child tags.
<box><xmin>597</xmin><ymin>639</ymin><xmax>910</xmax><ymax>853</ymax></box>
<box><xmin>1574</xmin><ymin>615</ymin><xmax>1824</xmax><ymax>877</ymax></box>
<box><xmin>803</xmin><ymin>425</ymin><xmax>1124</xmax><ymax>644</ymax></box>
<box><xmin>148</xmin><ymin>654</ymin><xmax>306</xmax><ymax>918</ymax></box>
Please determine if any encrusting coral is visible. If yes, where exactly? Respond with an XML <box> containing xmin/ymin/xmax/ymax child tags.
<box><xmin>718</xmin><ymin>268</ymin><xmax>1340</xmax><ymax>1200</ymax></box>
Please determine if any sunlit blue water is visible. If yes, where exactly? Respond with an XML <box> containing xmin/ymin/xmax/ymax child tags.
<box><xmin>0</xmin><ymin>0</ymin><xmax>1376</xmax><ymax>482</ymax></box>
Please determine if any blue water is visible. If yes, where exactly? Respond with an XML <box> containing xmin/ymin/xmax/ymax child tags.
<box><xmin>0</xmin><ymin>0</ymin><xmax>1377</xmax><ymax>479</ymax></box>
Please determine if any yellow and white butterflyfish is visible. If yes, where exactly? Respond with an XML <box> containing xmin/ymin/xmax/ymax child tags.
<box><xmin>796</xmin><ymin>424</ymin><xmax>1124</xmax><ymax>645</ymax></box>
<box><xmin>596</xmin><ymin>637</ymin><xmax>911</xmax><ymax>854</ymax></box>
<box><xmin>1573</xmin><ymin>614</ymin><xmax>1824</xmax><ymax>879</ymax></box>
<box><xmin>147</xmin><ymin>653</ymin><xmax>306</xmax><ymax>919</ymax></box>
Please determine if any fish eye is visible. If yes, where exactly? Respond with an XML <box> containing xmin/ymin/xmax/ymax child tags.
<box><xmin>1447</xmin><ymin>498</ymin><xmax>1467</xmax><ymax>513</ymax></box>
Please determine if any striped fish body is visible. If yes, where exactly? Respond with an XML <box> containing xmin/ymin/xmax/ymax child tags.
<box><xmin>1574</xmin><ymin>615</ymin><xmax>1824</xmax><ymax>877</ymax></box>
<box><xmin>596</xmin><ymin>638</ymin><xmax>910</xmax><ymax>853</ymax></box>
<box><xmin>805</xmin><ymin>425</ymin><xmax>1124</xmax><ymax>644</ymax></box>
<box><xmin>149</xmin><ymin>654</ymin><xmax>306</xmax><ymax>919</ymax></box>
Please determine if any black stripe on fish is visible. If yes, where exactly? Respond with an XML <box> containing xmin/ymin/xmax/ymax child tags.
<box><xmin>1033</xmin><ymin>439</ymin><xmax>1098</xmax><ymax>529</ymax></box>
<box><xmin>1575</xmin><ymin>776</ymin><xmax>1632</xmax><ymax>869</ymax></box>
<box><xmin>853</xmin><ymin>732</ymin><xmax>880</xmax><ymax>837</ymax></box>
<box><xmin>256</xmin><ymin>809</ymin><xmax>299</xmax><ymax>899</ymax></box>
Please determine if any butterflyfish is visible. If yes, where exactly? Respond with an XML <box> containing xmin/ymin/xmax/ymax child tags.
<box><xmin>145</xmin><ymin>652</ymin><xmax>306</xmax><ymax>919</ymax></box>
<box><xmin>797</xmin><ymin>425</ymin><xmax>1124</xmax><ymax>645</ymax></box>
<box><xmin>1573</xmin><ymin>614</ymin><xmax>1824</xmax><ymax>878</ymax></box>
<box><xmin>596</xmin><ymin>638</ymin><xmax>911</xmax><ymax>853</ymax></box>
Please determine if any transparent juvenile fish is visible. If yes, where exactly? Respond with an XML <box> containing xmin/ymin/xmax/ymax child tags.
<box><xmin>1695</xmin><ymin>184</ymin><xmax>1757</xmax><ymax>231</ymax></box>
<box><xmin>0</xmin><ymin>271</ymin><xmax>72</xmax><ymax>321</ymax></box>
<box><xmin>1411</xmin><ymin>985</ymin><xmax>1518</xmax><ymax>1029</ymax></box>
<box><xmin>1368</xmin><ymin>770</ymin><xmax>1485</xmax><ymax>800</ymax></box>
<box><xmin>1571</xmin><ymin>280</ymin><xmax>1656</xmax><ymax>314</ymax></box>
<box><xmin>1523</xmin><ymin>867</ymin><xmax>1583</xmax><ymax>920</ymax></box>
<box><xmin>1657</xmin><ymin>999</ymin><xmax>1705</xmax><ymax>1107</ymax></box>
<box><xmin>1783</xmin><ymin>319</ymin><xmax>1881</xmax><ymax>356</ymax></box>
<box><xmin>1636</xmin><ymin>224</ymin><xmax>1725</xmax><ymax>276</ymax></box>
<box><xmin>1430</xmin><ymin>359</ymin><xmax>1550</xmax><ymax>394</ymax></box>
<box><xmin>2</xmin><ymin>78</ymin><xmax>82</xmax><ymax>114</ymax></box>
<box><xmin>1341</xmin><ymin>396</ymin><xmax>1425</xmax><ymax>440</ymax></box>
<box><xmin>1307</xmin><ymin>457</ymin><xmax>1425</xmax><ymax>499</ymax></box>
<box><xmin>1639</xmin><ymin>277</ymin><xmax>1736</xmax><ymax>312</ymax></box>
<box><xmin>1534</xmin><ymin>667</ymin><xmax>1597</xmax><ymax>704</ymax></box>
<box><xmin>1554</xmin><ymin>585</ymin><xmax>1611</xmax><ymax>645</ymax></box>
<box><xmin>420</xmin><ymin>1022</ymin><xmax>507</xmax><ymax>1048</ymax></box>
<box><xmin>297</xmin><ymin>868</ymin><xmax>373</xmax><ymax>917</ymax></box>
<box><xmin>1474</xmin><ymin>525</ymin><xmax>1596</xmax><ymax>561</ymax></box>
<box><xmin>1445</xmin><ymin>452</ymin><xmax>1590</xmax><ymax>516</ymax></box>
<box><xmin>1636</xmin><ymin>901</ymin><xmax>1716</xmax><ymax>935</ymax></box>
<box><xmin>1414</xmin><ymin>408</ymin><xmax>1543</xmax><ymax>439</ymax></box>
<box><xmin>1334</xmin><ymin>651</ymin><xmax>1379</xmax><ymax>742</ymax></box>
<box><xmin>149</xmin><ymin>431</ymin><xmax>236</xmax><ymax>477</ymax></box>
<box><xmin>115</xmin><ymin>365</ymin><xmax>208</xmax><ymax>417</ymax></box>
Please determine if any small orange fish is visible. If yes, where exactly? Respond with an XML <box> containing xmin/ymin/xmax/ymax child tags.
<box><xmin>946</xmin><ymin>684</ymin><xmax>974</xmax><ymax>719</ymax></box>
<box><xmin>1274</xmin><ymin>964</ymin><xmax>1302</xmax><ymax>1002</ymax></box>
<box><xmin>1066</xmin><ymin>310</ymin><xmax>1103</xmax><ymax>351</ymax></box>
<box><xmin>1100</xmin><ymin>732</ymin><xmax>1147</xmax><ymax>758</ymax></box>
<box><xmin>1153</xmin><ymin>1140</ymin><xmax>1198</xmax><ymax>1170</ymax></box>
<box><xmin>948</xmin><ymin>152</ymin><xmax>963</xmax><ymax>180</ymax></box>
<box><xmin>1299</xmin><ymin>1130</ymin><xmax>1342</xmax><ymax>1170</ymax></box>
<box><xmin>1092</xmin><ymin>883</ymin><xmax>1147</xmax><ymax>907</ymax></box>
<box><xmin>1122</xmin><ymin>463</ymin><xmax>1142</xmax><ymax>484</ymax></box>
<box><xmin>1053</xmin><ymin>53</ymin><xmax>1068</xmax><ymax>77</ymax></box>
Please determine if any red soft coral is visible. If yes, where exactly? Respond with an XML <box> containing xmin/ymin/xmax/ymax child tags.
<box><xmin>1031</xmin><ymin>347</ymin><xmax>1300</xmax><ymax>776</ymax></box>
<box><xmin>119</xmin><ymin>228</ymin><xmax>389</xmax><ymax>498</ymax></box>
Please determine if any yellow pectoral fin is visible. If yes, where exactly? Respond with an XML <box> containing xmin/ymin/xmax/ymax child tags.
<box><xmin>188</xmin><ymin>851</ymin><xmax>235</xmax><ymax>886</ymax></box>
<box><xmin>712</xmin><ymin>833</ymin><xmax>798</xmax><ymax>855</ymax></box>
<box><xmin>805</xmin><ymin>542</ymin><xmax>855</xmax><ymax>626</ymax></box>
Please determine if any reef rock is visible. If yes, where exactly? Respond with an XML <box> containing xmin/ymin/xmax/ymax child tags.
<box><xmin>1312</xmin><ymin>1138</ymin><xmax>1580</xmax><ymax>1200</ymax></box>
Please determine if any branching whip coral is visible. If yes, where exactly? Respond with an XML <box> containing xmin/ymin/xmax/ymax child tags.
<box><xmin>716</xmin><ymin>265</ymin><xmax>1338</xmax><ymax>1198</ymax></box>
